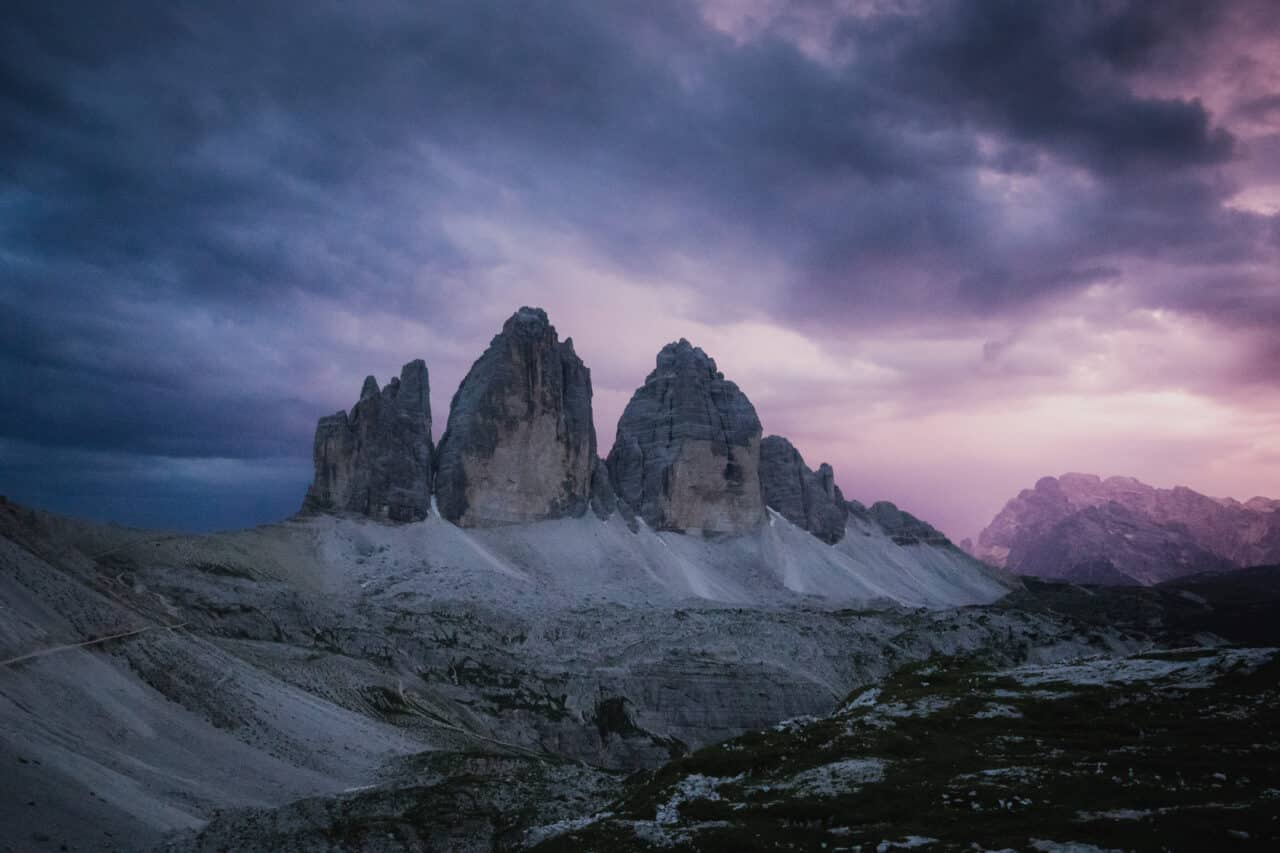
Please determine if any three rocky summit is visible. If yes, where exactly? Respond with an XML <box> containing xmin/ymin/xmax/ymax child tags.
<box><xmin>303</xmin><ymin>306</ymin><xmax>942</xmax><ymax>547</ymax></box>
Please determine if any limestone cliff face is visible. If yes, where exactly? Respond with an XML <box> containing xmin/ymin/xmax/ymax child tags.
<box><xmin>606</xmin><ymin>339</ymin><xmax>765</xmax><ymax>533</ymax></box>
<box><xmin>303</xmin><ymin>359</ymin><xmax>433</xmax><ymax>522</ymax></box>
<box><xmin>434</xmin><ymin>307</ymin><xmax>596</xmax><ymax>527</ymax></box>
<box><xmin>759</xmin><ymin>435</ymin><xmax>848</xmax><ymax>543</ymax></box>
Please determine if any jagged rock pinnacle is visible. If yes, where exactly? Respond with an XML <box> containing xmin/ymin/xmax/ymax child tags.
<box><xmin>303</xmin><ymin>359</ymin><xmax>434</xmax><ymax>522</ymax></box>
<box><xmin>759</xmin><ymin>435</ymin><xmax>849</xmax><ymax>543</ymax></box>
<box><xmin>434</xmin><ymin>307</ymin><xmax>597</xmax><ymax>526</ymax></box>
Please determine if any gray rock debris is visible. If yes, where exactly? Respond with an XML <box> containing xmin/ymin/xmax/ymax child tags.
<box><xmin>759</xmin><ymin>435</ymin><xmax>849</xmax><ymax>543</ymax></box>
<box><xmin>435</xmin><ymin>307</ymin><xmax>597</xmax><ymax>527</ymax></box>
<box><xmin>606</xmin><ymin>339</ymin><xmax>765</xmax><ymax>533</ymax></box>
<box><xmin>302</xmin><ymin>359</ymin><xmax>433</xmax><ymax>522</ymax></box>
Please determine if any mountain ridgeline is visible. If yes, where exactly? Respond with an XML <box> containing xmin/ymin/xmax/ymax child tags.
<box><xmin>970</xmin><ymin>473</ymin><xmax>1280</xmax><ymax>585</ymax></box>
<box><xmin>29</xmin><ymin>310</ymin><xmax>1276</xmax><ymax>853</ymax></box>
<box><xmin>302</xmin><ymin>306</ymin><xmax>934</xmax><ymax>546</ymax></box>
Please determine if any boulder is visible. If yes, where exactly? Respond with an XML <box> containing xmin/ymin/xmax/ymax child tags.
<box><xmin>434</xmin><ymin>307</ymin><xmax>596</xmax><ymax>526</ymax></box>
<box><xmin>303</xmin><ymin>359</ymin><xmax>433</xmax><ymax>521</ymax></box>
<box><xmin>606</xmin><ymin>339</ymin><xmax>764</xmax><ymax>533</ymax></box>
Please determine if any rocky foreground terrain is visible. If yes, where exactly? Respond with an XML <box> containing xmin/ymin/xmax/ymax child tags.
<box><xmin>969</xmin><ymin>473</ymin><xmax>1280</xmax><ymax>585</ymax></box>
<box><xmin>537</xmin><ymin>641</ymin><xmax>1279</xmax><ymax>852</ymax></box>
<box><xmin>6</xmin><ymin>493</ymin><xmax>1270</xmax><ymax>853</ymax></box>
<box><xmin>4</xmin><ymin>310</ymin><xmax>1278</xmax><ymax>851</ymax></box>
<box><xmin>0</xmin><ymin>494</ymin><xmax>1020</xmax><ymax>853</ymax></box>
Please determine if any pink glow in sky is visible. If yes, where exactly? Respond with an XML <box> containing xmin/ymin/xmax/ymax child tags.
<box><xmin>4</xmin><ymin>0</ymin><xmax>1279</xmax><ymax>534</ymax></box>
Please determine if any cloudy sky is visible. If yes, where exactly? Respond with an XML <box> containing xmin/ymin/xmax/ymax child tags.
<box><xmin>3</xmin><ymin>0</ymin><xmax>1279</xmax><ymax>538</ymax></box>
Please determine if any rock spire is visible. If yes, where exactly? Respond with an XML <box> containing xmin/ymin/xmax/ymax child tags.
<box><xmin>758</xmin><ymin>435</ymin><xmax>849</xmax><ymax>543</ymax></box>
<box><xmin>303</xmin><ymin>359</ymin><xmax>433</xmax><ymax>521</ymax></box>
<box><xmin>434</xmin><ymin>307</ymin><xmax>597</xmax><ymax>526</ymax></box>
<box><xmin>606</xmin><ymin>339</ymin><xmax>765</xmax><ymax>532</ymax></box>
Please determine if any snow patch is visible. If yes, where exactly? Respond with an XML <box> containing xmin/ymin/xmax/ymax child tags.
<box><xmin>877</xmin><ymin>837</ymin><xmax>939</xmax><ymax>851</ymax></box>
<box><xmin>840</xmin><ymin>687</ymin><xmax>881</xmax><ymax>712</ymax></box>
<box><xmin>770</xmin><ymin>758</ymin><xmax>887</xmax><ymax>797</ymax></box>
<box><xmin>524</xmin><ymin>811</ymin><xmax>614</xmax><ymax>846</ymax></box>
<box><xmin>1075</xmin><ymin>808</ymin><xmax>1151</xmax><ymax>821</ymax></box>
<box><xmin>954</xmin><ymin>766</ymin><xmax>1038</xmax><ymax>784</ymax></box>
<box><xmin>1005</xmin><ymin>648</ymin><xmax>1276</xmax><ymax>689</ymax></box>
<box><xmin>872</xmin><ymin>696</ymin><xmax>955</xmax><ymax>720</ymax></box>
<box><xmin>655</xmin><ymin>774</ymin><xmax>742</xmax><ymax>825</ymax></box>
<box><xmin>1030</xmin><ymin>841</ymin><xmax>1124</xmax><ymax>853</ymax></box>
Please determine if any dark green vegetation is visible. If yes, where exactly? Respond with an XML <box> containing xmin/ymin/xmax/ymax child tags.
<box><xmin>1001</xmin><ymin>568</ymin><xmax>1280</xmax><ymax>648</ymax></box>
<box><xmin>525</xmin><ymin>571</ymin><xmax>1280</xmax><ymax>852</ymax></box>
<box><xmin>147</xmin><ymin>568</ymin><xmax>1280</xmax><ymax>852</ymax></box>
<box><xmin>15</xmin><ymin>473</ymin><xmax>1274</xmax><ymax>853</ymax></box>
<box><xmin>532</xmin><ymin>645</ymin><xmax>1280</xmax><ymax>851</ymax></box>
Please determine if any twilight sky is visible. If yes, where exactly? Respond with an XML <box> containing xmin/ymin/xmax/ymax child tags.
<box><xmin>3</xmin><ymin>0</ymin><xmax>1279</xmax><ymax>539</ymax></box>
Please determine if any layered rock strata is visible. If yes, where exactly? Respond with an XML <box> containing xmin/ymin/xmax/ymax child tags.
<box><xmin>434</xmin><ymin>307</ymin><xmax>597</xmax><ymax>527</ymax></box>
<box><xmin>303</xmin><ymin>359</ymin><xmax>433</xmax><ymax>522</ymax></box>
<box><xmin>759</xmin><ymin>435</ymin><xmax>849</xmax><ymax>543</ymax></box>
<box><xmin>606</xmin><ymin>339</ymin><xmax>765</xmax><ymax>533</ymax></box>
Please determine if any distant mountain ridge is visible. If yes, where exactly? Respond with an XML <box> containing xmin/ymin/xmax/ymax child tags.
<box><xmin>969</xmin><ymin>473</ymin><xmax>1280</xmax><ymax>585</ymax></box>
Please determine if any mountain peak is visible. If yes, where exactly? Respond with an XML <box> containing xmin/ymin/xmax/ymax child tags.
<box><xmin>503</xmin><ymin>305</ymin><xmax>552</xmax><ymax>337</ymax></box>
<box><xmin>974</xmin><ymin>473</ymin><xmax>1280</xmax><ymax>584</ymax></box>
<box><xmin>303</xmin><ymin>359</ymin><xmax>434</xmax><ymax>522</ymax></box>
<box><xmin>435</xmin><ymin>308</ymin><xmax>596</xmax><ymax>526</ymax></box>
<box><xmin>652</xmin><ymin>338</ymin><xmax>723</xmax><ymax>380</ymax></box>
<box><xmin>607</xmin><ymin>341</ymin><xmax>763</xmax><ymax>532</ymax></box>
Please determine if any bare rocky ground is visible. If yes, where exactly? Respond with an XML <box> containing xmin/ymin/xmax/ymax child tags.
<box><xmin>3</xmin><ymin>496</ymin><xmax>1274</xmax><ymax>852</ymax></box>
<box><xmin>533</xmin><ymin>643</ymin><xmax>1279</xmax><ymax>852</ymax></box>
<box><xmin>524</xmin><ymin>573</ymin><xmax>1280</xmax><ymax>851</ymax></box>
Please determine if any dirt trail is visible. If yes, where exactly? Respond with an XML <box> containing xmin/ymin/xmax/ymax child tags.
<box><xmin>0</xmin><ymin>622</ymin><xmax>187</xmax><ymax>668</ymax></box>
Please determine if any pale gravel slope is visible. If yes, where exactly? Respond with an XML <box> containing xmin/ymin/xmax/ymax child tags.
<box><xmin>1</xmin><ymin>500</ymin><xmax>1016</xmax><ymax>853</ymax></box>
<box><xmin>306</xmin><ymin>508</ymin><xmax>1008</xmax><ymax>611</ymax></box>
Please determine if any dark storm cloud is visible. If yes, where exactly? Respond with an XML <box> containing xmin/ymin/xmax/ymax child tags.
<box><xmin>775</xmin><ymin>0</ymin><xmax>1259</xmax><ymax>321</ymax></box>
<box><xmin>0</xmin><ymin>438</ymin><xmax>309</xmax><ymax>531</ymax></box>
<box><xmin>849</xmin><ymin>0</ymin><xmax>1235</xmax><ymax>173</ymax></box>
<box><xmin>1233</xmin><ymin>95</ymin><xmax>1280</xmax><ymax>125</ymax></box>
<box><xmin>2</xmin><ymin>0</ymin><xmax>1277</xmax><ymax>528</ymax></box>
<box><xmin>2</xmin><ymin>1</ymin><xmax>1246</xmax><ymax>306</ymax></box>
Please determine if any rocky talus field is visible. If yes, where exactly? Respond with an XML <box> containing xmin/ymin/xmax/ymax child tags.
<box><xmin>3</xmin><ymin>309</ymin><xmax>1277</xmax><ymax>852</ymax></box>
